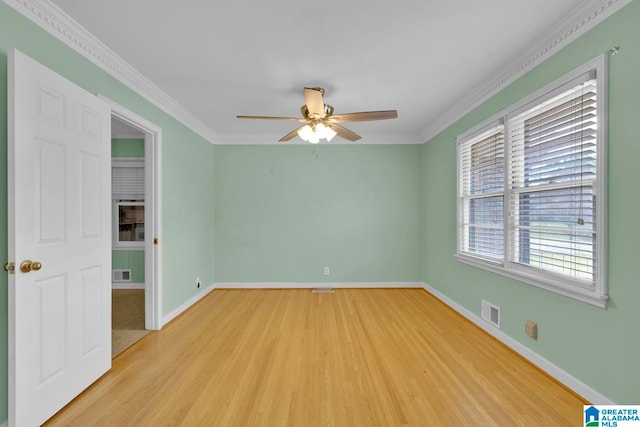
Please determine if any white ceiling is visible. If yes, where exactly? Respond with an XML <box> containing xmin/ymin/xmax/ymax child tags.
<box><xmin>111</xmin><ymin>116</ymin><xmax>145</xmax><ymax>138</ymax></box>
<box><xmin>50</xmin><ymin>0</ymin><xmax>598</xmax><ymax>144</ymax></box>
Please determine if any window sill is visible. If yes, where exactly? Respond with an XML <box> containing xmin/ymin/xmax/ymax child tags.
<box><xmin>455</xmin><ymin>253</ymin><xmax>608</xmax><ymax>308</ymax></box>
<box><xmin>112</xmin><ymin>245</ymin><xmax>145</xmax><ymax>251</ymax></box>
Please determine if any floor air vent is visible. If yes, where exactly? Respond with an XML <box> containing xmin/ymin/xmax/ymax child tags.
<box><xmin>481</xmin><ymin>300</ymin><xmax>500</xmax><ymax>329</ymax></box>
<box><xmin>113</xmin><ymin>269</ymin><xmax>132</xmax><ymax>282</ymax></box>
<box><xmin>312</xmin><ymin>288</ymin><xmax>334</xmax><ymax>294</ymax></box>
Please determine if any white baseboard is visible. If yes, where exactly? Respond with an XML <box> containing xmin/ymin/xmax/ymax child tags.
<box><xmin>162</xmin><ymin>283</ymin><xmax>215</xmax><ymax>326</ymax></box>
<box><xmin>112</xmin><ymin>282</ymin><xmax>145</xmax><ymax>290</ymax></box>
<box><xmin>213</xmin><ymin>282</ymin><xmax>424</xmax><ymax>289</ymax></box>
<box><xmin>421</xmin><ymin>282</ymin><xmax>614</xmax><ymax>404</ymax></box>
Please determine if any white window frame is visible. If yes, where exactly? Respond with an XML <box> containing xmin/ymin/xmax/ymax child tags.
<box><xmin>112</xmin><ymin>157</ymin><xmax>145</xmax><ymax>249</ymax></box>
<box><xmin>456</xmin><ymin>55</ymin><xmax>608</xmax><ymax>307</ymax></box>
<box><xmin>457</xmin><ymin>120</ymin><xmax>505</xmax><ymax>264</ymax></box>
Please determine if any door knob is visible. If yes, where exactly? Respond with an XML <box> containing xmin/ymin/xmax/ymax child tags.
<box><xmin>20</xmin><ymin>260</ymin><xmax>42</xmax><ymax>273</ymax></box>
<box><xmin>4</xmin><ymin>262</ymin><xmax>15</xmax><ymax>274</ymax></box>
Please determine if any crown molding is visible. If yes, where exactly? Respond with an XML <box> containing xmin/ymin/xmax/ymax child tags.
<box><xmin>6</xmin><ymin>0</ymin><xmax>629</xmax><ymax>147</ymax></box>
<box><xmin>419</xmin><ymin>0</ymin><xmax>631</xmax><ymax>143</ymax></box>
<box><xmin>215</xmin><ymin>133</ymin><xmax>424</xmax><ymax>145</ymax></box>
<box><xmin>4</xmin><ymin>0</ymin><xmax>218</xmax><ymax>144</ymax></box>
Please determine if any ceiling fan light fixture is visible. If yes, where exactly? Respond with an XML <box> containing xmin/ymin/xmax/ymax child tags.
<box><xmin>324</xmin><ymin>125</ymin><xmax>337</xmax><ymax>142</ymax></box>
<box><xmin>297</xmin><ymin>123</ymin><xmax>336</xmax><ymax>143</ymax></box>
<box><xmin>297</xmin><ymin>124</ymin><xmax>314</xmax><ymax>141</ymax></box>
<box><xmin>315</xmin><ymin>123</ymin><xmax>337</xmax><ymax>141</ymax></box>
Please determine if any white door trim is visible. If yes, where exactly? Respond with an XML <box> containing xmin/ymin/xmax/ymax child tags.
<box><xmin>100</xmin><ymin>95</ymin><xmax>163</xmax><ymax>330</ymax></box>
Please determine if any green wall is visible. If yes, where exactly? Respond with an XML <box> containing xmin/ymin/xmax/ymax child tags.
<box><xmin>112</xmin><ymin>138</ymin><xmax>145</xmax><ymax>157</ymax></box>
<box><xmin>0</xmin><ymin>3</ymin><xmax>216</xmax><ymax>422</ymax></box>
<box><xmin>214</xmin><ymin>145</ymin><xmax>423</xmax><ymax>283</ymax></box>
<box><xmin>421</xmin><ymin>1</ymin><xmax>640</xmax><ymax>403</ymax></box>
<box><xmin>112</xmin><ymin>138</ymin><xmax>145</xmax><ymax>285</ymax></box>
<box><xmin>112</xmin><ymin>250</ymin><xmax>145</xmax><ymax>284</ymax></box>
<box><xmin>0</xmin><ymin>23</ymin><xmax>8</xmax><ymax>427</ymax></box>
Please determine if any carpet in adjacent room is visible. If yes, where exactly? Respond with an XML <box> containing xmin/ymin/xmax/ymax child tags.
<box><xmin>112</xmin><ymin>289</ymin><xmax>150</xmax><ymax>358</ymax></box>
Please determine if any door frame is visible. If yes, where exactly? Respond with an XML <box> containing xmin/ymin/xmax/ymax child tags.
<box><xmin>100</xmin><ymin>95</ymin><xmax>163</xmax><ymax>330</ymax></box>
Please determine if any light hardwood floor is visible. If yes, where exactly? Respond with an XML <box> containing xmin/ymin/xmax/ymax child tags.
<box><xmin>45</xmin><ymin>289</ymin><xmax>585</xmax><ymax>426</ymax></box>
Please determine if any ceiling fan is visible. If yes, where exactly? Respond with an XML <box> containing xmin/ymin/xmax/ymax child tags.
<box><xmin>237</xmin><ymin>87</ymin><xmax>398</xmax><ymax>143</ymax></box>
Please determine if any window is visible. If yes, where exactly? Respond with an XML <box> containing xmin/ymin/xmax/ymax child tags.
<box><xmin>116</xmin><ymin>201</ymin><xmax>145</xmax><ymax>244</ymax></box>
<box><xmin>459</xmin><ymin>124</ymin><xmax>505</xmax><ymax>261</ymax></box>
<box><xmin>456</xmin><ymin>56</ymin><xmax>607</xmax><ymax>307</ymax></box>
<box><xmin>112</xmin><ymin>158</ymin><xmax>145</xmax><ymax>249</ymax></box>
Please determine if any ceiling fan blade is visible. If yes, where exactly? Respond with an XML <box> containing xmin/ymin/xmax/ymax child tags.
<box><xmin>279</xmin><ymin>124</ymin><xmax>307</xmax><ymax>142</ymax></box>
<box><xmin>327</xmin><ymin>110</ymin><xmax>398</xmax><ymax>123</ymax></box>
<box><xmin>237</xmin><ymin>115</ymin><xmax>306</xmax><ymax>122</ymax></box>
<box><xmin>326</xmin><ymin>123</ymin><xmax>361</xmax><ymax>142</ymax></box>
<box><xmin>304</xmin><ymin>87</ymin><xmax>326</xmax><ymax>119</ymax></box>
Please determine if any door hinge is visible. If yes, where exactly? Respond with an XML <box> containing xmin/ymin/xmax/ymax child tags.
<box><xmin>4</xmin><ymin>262</ymin><xmax>15</xmax><ymax>275</ymax></box>
<box><xmin>153</xmin><ymin>237</ymin><xmax>159</xmax><ymax>245</ymax></box>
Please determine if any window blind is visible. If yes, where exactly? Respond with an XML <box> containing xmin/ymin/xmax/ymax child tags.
<box><xmin>459</xmin><ymin>126</ymin><xmax>505</xmax><ymax>260</ymax></box>
<box><xmin>508</xmin><ymin>78</ymin><xmax>597</xmax><ymax>283</ymax></box>
<box><xmin>112</xmin><ymin>164</ymin><xmax>145</xmax><ymax>199</ymax></box>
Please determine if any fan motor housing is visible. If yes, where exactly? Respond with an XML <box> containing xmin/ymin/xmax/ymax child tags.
<box><xmin>301</xmin><ymin>104</ymin><xmax>333</xmax><ymax>119</ymax></box>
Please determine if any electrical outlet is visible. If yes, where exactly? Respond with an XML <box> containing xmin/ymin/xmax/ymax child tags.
<box><xmin>323</xmin><ymin>266</ymin><xmax>330</xmax><ymax>276</ymax></box>
<box><xmin>525</xmin><ymin>320</ymin><xmax>537</xmax><ymax>339</ymax></box>
<box><xmin>196</xmin><ymin>276</ymin><xmax>201</xmax><ymax>289</ymax></box>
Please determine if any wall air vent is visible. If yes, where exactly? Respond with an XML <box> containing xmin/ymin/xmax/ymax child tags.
<box><xmin>481</xmin><ymin>299</ymin><xmax>501</xmax><ymax>329</ymax></box>
<box><xmin>112</xmin><ymin>269</ymin><xmax>131</xmax><ymax>282</ymax></box>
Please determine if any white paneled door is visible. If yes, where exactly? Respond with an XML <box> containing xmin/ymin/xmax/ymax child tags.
<box><xmin>8</xmin><ymin>49</ymin><xmax>111</xmax><ymax>427</ymax></box>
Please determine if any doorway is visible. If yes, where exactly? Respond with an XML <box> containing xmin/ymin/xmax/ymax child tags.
<box><xmin>111</xmin><ymin>116</ymin><xmax>148</xmax><ymax>356</ymax></box>
<box><xmin>102</xmin><ymin>96</ymin><xmax>163</xmax><ymax>336</ymax></box>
